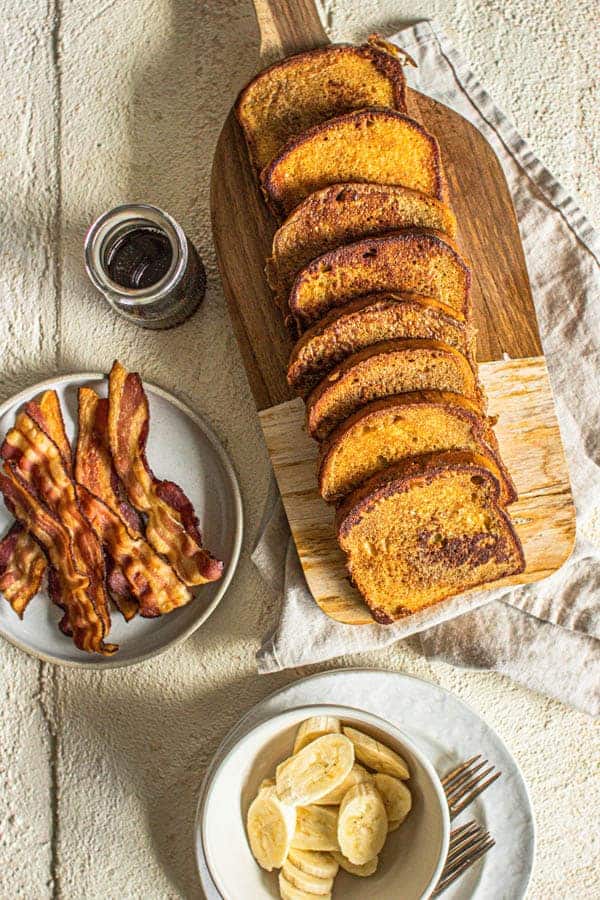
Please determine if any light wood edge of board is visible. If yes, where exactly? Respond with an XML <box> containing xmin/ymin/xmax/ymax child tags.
<box><xmin>258</xmin><ymin>356</ymin><xmax>576</xmax><ymax>627</ymax></box>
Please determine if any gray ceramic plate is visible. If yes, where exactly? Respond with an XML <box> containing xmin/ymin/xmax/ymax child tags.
<box><xmin>0</xmin><ymin>372</ymin><xmax>243</xmax><ymax>667</ymax></box>
<box><xmin>194</xmin><ymin>669</ymin><xmax>535</xmax><ymax>900</ymax></box>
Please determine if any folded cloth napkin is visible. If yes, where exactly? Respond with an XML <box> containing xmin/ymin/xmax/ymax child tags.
<box><xmin>253</xmin><ymin>21</ymin><xmax>600</xmax><ymax>716</ymax></box>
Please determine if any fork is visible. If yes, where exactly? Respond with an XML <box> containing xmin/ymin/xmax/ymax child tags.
<box><xmin>432</xmin><ymin>820</ymin><xmax>496</xmax><ymax>895</ymax></box>
<box><xmin>442</xmin><ymin>755</ymin><xmax>502</xmax><ymax>819</ymax></box>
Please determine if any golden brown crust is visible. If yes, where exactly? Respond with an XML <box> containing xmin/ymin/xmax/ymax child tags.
<box><xmin>289</xmin><ymin>230</ymin><xmax>472</xmax><ymax>329</ymax></box>
<box><xmin>318</xmin><ymin>392</ymin><xmax>517</xmax><ymax>504</ymax></box>
<box><xmin>267</xmin><ymin>183</ymin><xmax>458</xmax><ymax>300</ymax></box>
<box><xmin>286</xmin><ymin>292</ymin><xmax>474</xmax><ymax>395</ymax></box>
<box><xmin>306</xmin><ymin>339</ymin><xmax>484</xmax><ymax>440</ymax></box>
<box><xmin>261</xmin><ymin>108</ymin><xmax>445</xmax><ymax>217</ymax></box>
<box><xmin>335</xmin><ymin>450</ymin><xmax>525</xmax><ymax>623</ymax></box>
<box><xmin>235</xmin><ymin>40</ymin><xmax>408</xmax><ymax>173</ymax></box>
<box><xmin>336</xmin><ymin>450</ymin><xmax>507</xmax><ymax>535</ymax></box>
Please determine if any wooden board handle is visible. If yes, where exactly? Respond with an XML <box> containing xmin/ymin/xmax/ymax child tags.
<box><xmin>252</xmin><ymin>0</ymin><xmax>329</xmax><ymax>60</ymax></box>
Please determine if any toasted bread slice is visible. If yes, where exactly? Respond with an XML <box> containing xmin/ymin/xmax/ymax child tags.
<box><xmin>289</xmin><ymin>231</ymin><xmax>470</xmax><ymax>329</ymax></box>
<box><xmin>306</xmin><ymin>340</ymin><xmax>483</xmax><ymax>440</ymax></box>
<box><xmin>267</xmin><ymin>183</ymin><xmax>457</xmax><ymax>300</ymax></box>
<box><xmin>287</xmin><ymin>293</ymin><xmax>474</xmax><ymax>396</ymax></box>
<box><xmin>318</xmin><ymin>392</ymin><xmax>516</xmax><ymax>504</ymax></box>
<box><xmin>336</xmin><ymin>450</ymin><xmax>525</xmax><ymax>623</ymax></box>
<box><xmin>261</xmin><ymin>109</ymin><xmax>444</xmax><ymax>216</ymax></box>
<box><xmin>236</xmin><ymin>38</ymin><xmax>407</xmax><ymax>173</ymax></box>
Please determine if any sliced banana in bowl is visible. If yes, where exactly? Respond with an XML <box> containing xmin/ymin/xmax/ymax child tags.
<box><xmin>337</xmin><ymin>782</ymin><xmax>388</xmax><ymax>865</ymax></box>
<box><xmin>200</xmin><ymin>704</ymin><xmax>450</xmax><ymax>900</ymax></box>
<box><xmin>247</xmin><ymin>784</ymin><xmax>297</xmax><ymax>871</ymax></box>
<box><xmin>276</xmin><ymin>732</ymin><xmax>355</xmax><ymax>806</ymax></box>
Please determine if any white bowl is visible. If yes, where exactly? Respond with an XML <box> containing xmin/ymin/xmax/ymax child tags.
<box><xmin>200</xmin><ymin>704</ymin><xmax>450</xmax><ymax>900</ymax></box>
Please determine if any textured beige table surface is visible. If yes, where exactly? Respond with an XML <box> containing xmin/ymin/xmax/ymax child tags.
<box><xmin>0</xmin><ymin>1</ymin><xmax>598</xmax><ymax>898</ymax></box>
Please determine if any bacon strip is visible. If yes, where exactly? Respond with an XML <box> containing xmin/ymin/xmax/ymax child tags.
<box><xmin>76</xmin><ymin>388</ymin><xmax>143</xmax><ymax>534</ymax></box>
<box><xmin>0</xmin><ymin>465</ymin><xmax>116</xmax><ymax>655</ymax></box>
<box><xmin>107</xmin><ymin>361</ymin><xmax>223</xmax><ymax>586</ymax></box>
<box><xmin>1</xmin><ymin>406</ymin><xmax>115</xmax><ymax>652</ymax></box>
<box><xmin>0</xmin><ymin>390</ymin><xmax>70</xmax><ymax>617</ymax></box>
<box><xmin>76</xmin><ymin>387</ymin><xmax>144</xmax><ymax>620</ymax></box>
<box><xmin>0</xmin><ymin>522</ymin><xmax>46</xmax><ymax>617</ymax></box>
<box><xmin>77</xmin><ymin>485</ymin><xmax>191</xmax><ymax>617</ymax></box>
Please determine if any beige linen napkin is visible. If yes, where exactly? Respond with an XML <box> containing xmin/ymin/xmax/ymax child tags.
<box><xmin>252</xmin><ymin>21</ymin><xmax>600</xmax><ymax>716</ymax></box>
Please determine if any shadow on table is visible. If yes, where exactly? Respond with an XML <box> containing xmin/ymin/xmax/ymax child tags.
<box><xmin>67</xmin><ymin>663</ymin><xmax>293</xmax><ymax>898</ymax></box>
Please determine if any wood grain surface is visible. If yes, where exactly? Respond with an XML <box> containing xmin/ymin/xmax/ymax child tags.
<box><xmin>259</xmin><ymin>357</ymin><xmax>576</xmax><ymax>625</ymax></box>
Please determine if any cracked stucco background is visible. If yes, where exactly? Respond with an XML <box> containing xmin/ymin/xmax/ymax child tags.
<box><xmin>0</xmin><ymin>1</ymin><xmax>598</xmax><ymax>897</ymax></box>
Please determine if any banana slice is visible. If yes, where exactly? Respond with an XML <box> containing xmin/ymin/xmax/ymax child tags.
<box><xmin>313</xmin><ymin>763</ymin><xmax>372</xmax><ymax>806</ymax></box>
<box><xmin>287</xmin><ymin>848</ymin><xmax>339</xmax><ymax>879</ymax></box>
<box><xmin>337</xmin><ymin>782</ymin><xmax>388</xmax><ymax>865</ymax></box>
<box><xmin>291</xmin><ymin>805</ymin><xmax>339</xmax><ymax>852</ymax></box>
<box><xmin>279</xmin><ymin>872</ymin><xmax>331</xmax><ymax>900</ymax></box>
<box><xmin>332</xmin><ymin>851</ymin><xmax>379</xmax><ymax>877</ymax></box>
<box><xmin>373</xmin><ymin>773</ymin><xmax>412</xmax><ymax>827</ymax></box>
<box><xmin>246</xmin><ymin>785</ymin><xmax>296</xmax><ymax>871</ymax></box>
<box><xmin>282</xmin><ymin>858</ymin><xmax>334</xmax><ymax>895</ymax></box>
<box><xmin>293</xmin><ymin>716</ymin><xmax>342</xmax><ymax>753</ymax></box>
<box><xmin>343</xmin><ymin>727</ymin><xmax>410</xmax><ymax>779</ymax></box>
<box><xmin>276</xmin><ymin>733</ymin><xmax>354</xmax><ymax>806</ymax></box>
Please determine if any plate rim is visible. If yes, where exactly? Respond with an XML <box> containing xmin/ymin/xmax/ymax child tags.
<box><xmin>0</xmin><ymin>370</ymin><xmax>244</xmax><ymax>669</ymax></box>
<box><xmin>193</xmin><ymin>667</ymin><xmax>536</xmax><ymax>900</ymax></box>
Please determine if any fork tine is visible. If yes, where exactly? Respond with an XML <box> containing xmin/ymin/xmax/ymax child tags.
<box><xmin>450</xmin><ymin>770</ymin><xmax>502</xmax><ymax>816</ymax></box>
<box><xmin>441</xmin><ymin>755</ymin><xmax>481</xmax><ymax>786</ymax></box>
<box><xmin>445</xmin><ymin>762</ymin><xmax>491</xmax><ymax>802</ymax></box>
<box><xmin>446</xmin><ymin>764</ymin><xmax>495</xmax><ymax>804</ymax></box>
<box><xmin>445</xmin><ymin>823</ymin><xmax>486</xmax><ymax>863</ymax></box>
<box><xmin>445</xmin><ymin>832</ymin><xmax>494</xmax><ymax>871</ymax></box>
<box><xmin>434</xmin><ymin>837</ymin><xmax>496</xmax><ymax>895</ymax></box>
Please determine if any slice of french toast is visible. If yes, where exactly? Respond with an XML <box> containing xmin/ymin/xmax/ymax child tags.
<box><xmin>267</xmin><ymin>183</ymin><xmax>457</xmax><ymax>301</ymax></box>
<box><xmin>236</xmin><ymin>38</ymin><xmax>408</xmax><ymax>173</ymax></box>
<box><xmin>336</xmin><ymin>450</ymin><xmax>525</xmax><ymax>623</ymax></box>
<box><xmin>287</xmin><ymin>293</ymin><xmax>474</xmax><ymax>396</ymax></box>
<box><xmin>318</xmin><ymin>392</ymin><xmax>517</xmax><ymax>504</ymax></box>
<box><xmin>305</xmin><ymin>339</ymin><xmax>483</xmax><ymax>440</ymax></box>
<box><xmin>289</xmin><ymin>231</ymin><xmax>471</xmax><ymax>329</ymax></box>
<box><xmin>261</xmin><ymin>108</ymin><xmax>444</xmax><ymax>217</ymax></box>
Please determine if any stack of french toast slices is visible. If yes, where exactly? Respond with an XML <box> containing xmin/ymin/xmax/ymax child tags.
<box><xmin>236</xmin><ymin>36</ymin><xmax>525</xmax><ymax>626</ymax></box>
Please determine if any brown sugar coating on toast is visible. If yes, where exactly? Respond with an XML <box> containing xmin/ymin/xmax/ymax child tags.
<box><xmin>287</xmin><ymin>293</ymin><xmax>474</xmax><ymax>396</ymax></box>
<box><xmin>306</xmin><ymin>339</ymin><xmax>483</xmax><ymax>440</ymax></box>
<box><xmin>235</xmin><ymin>39</ymin><xmax>408</xmax><ymax>173</ymax></box>
<box><xmin>318</xmin><ymin>392</ymin><xmax>517</xmax><ymax>504</ymax></box>
<box><xmin>289</xmin><ymin>230</ymin><xmax>471</xmax><ymax>329</ymax></box>
<box><xmin>335</xmin><ymin>450</ymin><xmax>525</xmax><ymax>623</ymax></box>
<box><xmin>267</xmin><ymin>183</ymin><xmax>457</xmax><ymax>300</ymax></box>
<box><xmin>261</xmin><ymin>108</ymin><xmax>444</xmax><ymax>217</ymax></box>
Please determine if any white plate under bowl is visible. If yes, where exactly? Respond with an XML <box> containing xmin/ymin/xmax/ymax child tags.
<box><xmin>0</xmin><ymin>372</ymin><xmax>243</xmax><ymax>667</ymax></box>
<box><xmin>195</xmin><ymin>669</ymin><xmax>535</xmax><ymax>900</ymax></box>
<box><xmin>202</xmin><ymin>704</ymin><xmax>450</xmax><ymax>900</ymax></box>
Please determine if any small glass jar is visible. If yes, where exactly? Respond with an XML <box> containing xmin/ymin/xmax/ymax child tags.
<box><xmin>84</xmin><ymin>203</ymin><xmax>206</xmax><ymax>329</ymax></box>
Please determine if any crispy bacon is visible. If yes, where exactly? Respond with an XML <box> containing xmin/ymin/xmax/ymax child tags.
<box><xmin>1</xmin><ymin>406</ymin><xmax>115</xmax><ymax>650</ymax></box>
<box><xmin>27</xmin><ymin>390</ymin><xmax>73</xmax><ymax>474</ymax></box>
<box><xmin>107</xmin><ymin>360</ymin><xmax>223</xmax><ymax>586</ymax></box>
<box><xmin>0</xmin><ymin>466</ymin><xmax>116</xmax><ymax>655</ymax></box>
<box><xmin>76</xmin><ymin>387</ymin><xmax>145</xmax><ymax>620</ymax></box>
<box><xmin>76</xmin><ymin>388</ymin><xmax>143</xmax><ymax>534</ymax></box>
<box><xmin>0</xmin><ymin>522</ymin><xmax>46</xmax><ymax>617</ymax></box>
<box><xmin>77</xmin><ymin>485</ymin><xmax>191</xmax><ymax>616</ymax></box>
<box><xmin>0</xmin><ymin>391</ymin><xmax>68</xmax><ymax>617</ymax></box>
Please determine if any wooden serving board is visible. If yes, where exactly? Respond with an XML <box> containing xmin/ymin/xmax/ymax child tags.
<box><xmin>211</xmin><ymin>0</ymin><xmax>576</xmax><ymax>624</ymax></box>
<box><xmin>259</xmin><ymin>358</ymin><xmax>575</xmax><ymax>625</ymax></box>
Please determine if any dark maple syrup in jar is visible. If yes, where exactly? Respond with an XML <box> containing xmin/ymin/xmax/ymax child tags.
<box><xmin>84</xmin><ymin>204</ymin><xmax>206</xmax><ymax>329</ymax></box>
<box><xmin>105</xmin><ymin>226</ymin><xmax>173</xmax><ymax>290</ymax></box>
